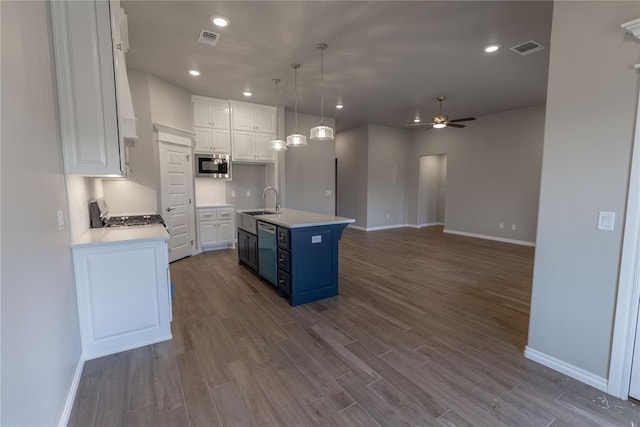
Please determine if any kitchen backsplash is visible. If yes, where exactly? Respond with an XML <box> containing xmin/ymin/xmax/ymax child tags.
<box><xmin>66</xmin><ymin>175</ymin><xmax>103</xmax><ymax>240</ymax></box>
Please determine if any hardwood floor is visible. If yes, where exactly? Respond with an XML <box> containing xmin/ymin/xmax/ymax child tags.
<box><xmin>69</xmin><ymin>226</ymin><xmax>640</xmax><ymax>426</ymax></box>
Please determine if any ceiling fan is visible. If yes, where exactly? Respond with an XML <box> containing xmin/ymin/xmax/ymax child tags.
<box><xmin>406</xmin><ymin>96</ymin><xmax>476</xmax><ymax>130</ymax></box>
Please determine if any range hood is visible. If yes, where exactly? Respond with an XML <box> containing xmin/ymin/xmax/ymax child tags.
<box><xmin>112</xmin><ymin>3</ymin><xmax>137</xmax><ymax>141</ymax></box>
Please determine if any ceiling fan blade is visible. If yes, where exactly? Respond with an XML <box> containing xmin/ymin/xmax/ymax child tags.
<box><xmin>404</xmin><ymin>122</ymin><xmax>435</xmax><ymax>127</ymax></box>
<box><xmin>449</xmin><ymin>117</ymin><xmax>476</xmax><ymax>123</ymax></box>
<box><xmin>422</xmin><ymin>126</ymin><xmax>434</xmax><ymax>131</ymax></box>
<box><xmin>448</xmin><ymin>123</ymin><xmax>466</xmax><ymax>128</ymax></box>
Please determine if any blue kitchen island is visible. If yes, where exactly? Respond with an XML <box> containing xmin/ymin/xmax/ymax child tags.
<box><xmin>252</xmin><ymin>208</ymin><xmax>354</xmax><ymax>306</ymax></box>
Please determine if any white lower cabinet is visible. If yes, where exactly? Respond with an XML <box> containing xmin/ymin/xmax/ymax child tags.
<box><xmin>197</xmin><ymin>206</ymin><xmax>235</xmax><ymax>251</ymax></box>
<box><xmin>72</xmin><ymin>238</ymin><xmax>171</xmax><ymax>359</ymax></box>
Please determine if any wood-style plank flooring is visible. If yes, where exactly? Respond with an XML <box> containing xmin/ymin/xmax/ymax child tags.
<box><xmin>69</xmin><ymin>226</ymin><xmax>640</xmax><ymax>426</ymax></box>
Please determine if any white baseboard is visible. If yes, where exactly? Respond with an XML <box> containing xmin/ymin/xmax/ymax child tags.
<box><xmin>443</xmin><ymin>228</ymin><xmax>535</xmax><ymax>247</ymax></box>
<box><xmin>416</xmin><ymin>222</ymin><xmax>444</xmax><ymax>228</ymax></box>
<box><xmin>366</xmin><ymin>224</ymin><xmax>413</xmax><ymax>231</ymax></box>
<box><xmin>58</xmin><ymin>352</ymin><xmax>85</xmax><ymax>427</ymax></box>
<box><xmin>524</xmin><ymin>346</ymin><xmax>608</xmax><ymax>392</ymax></box>
<box><xmin>347</xmin><ymin>224</ymin><xmax>367</xmax><ymax>231</ymax></box>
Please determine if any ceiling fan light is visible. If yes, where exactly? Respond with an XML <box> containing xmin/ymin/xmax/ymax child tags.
<box><xmin>270</xmin><ymin>139</ymin><xmax>287</xmax><ymax>151</ymax></box>
<box><xmin>286</xmin><ymin>133</ymin><xmax>308</xmax><ymax>147</ymax></box>
<box><xmin>310</xmin><ymin>125</ymin><xmax>334</xmax><ymax>141</ymax></box>
<box><xmin>433</xmin><ymin>123</ymin><xmax>447</xmax><ymax>129</ymax></box>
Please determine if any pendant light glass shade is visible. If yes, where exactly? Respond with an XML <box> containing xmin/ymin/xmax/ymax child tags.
<box><xmin>310</xmin><ymin>43</ymin><xmax>334</xmax><ymax>141</ymax></box>
<box><xmin>286</xmin><ymin>64</ymin><xmax>307</xmax><ymax>147</ymax></box>
<box><xmin>269</xmin><ymin>78</ymin><xmax>287</xmax><ymax>151</ymax></box>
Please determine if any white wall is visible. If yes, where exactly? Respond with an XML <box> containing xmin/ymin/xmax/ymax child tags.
<box><xmin>224</xmin><ymin>164</ymin><xmax>269</xmax><ymax>209</ymax></box>
<box><xmin>407</xmin><ymin>104</ymin><xmax>545</xmax><ymax>243</ymax></box>
<box><xmin>1</xmin><ymin>2</ymin><xmax>82</xmax><ymax>424</ymax></box>
<box><xmin>336</xmin><ymin>125</ymin><xmax>369</xmax><ymax>227</ymax></box>
<box><xmin>367</xmin><ymin>125</ymin><xmax>410</xmax><ymax>228</ymax></box>
<box><xmin>66</xmin><ymin>176</ymin><xmax>104</xmax><ymax>240</ymax></box>
<box><xmin>528</xmin><ymin>1</ymin><xmax>640</xmax><ymax>381</ymax></box>
<box><xmin>418</xmin><ymin>155</ymin><xmax>447</xmax><ymax>226</ymax></box>
<box><xmin>284</xmin><ymin>112</ymin><xmax>336</xmax><ymax>215</ymax></box>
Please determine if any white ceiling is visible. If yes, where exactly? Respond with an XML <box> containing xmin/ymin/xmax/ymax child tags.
<box><xmin>121</xmin><ymin>1</ymin><xmax>553</xmax><ymax>131</ymax></box>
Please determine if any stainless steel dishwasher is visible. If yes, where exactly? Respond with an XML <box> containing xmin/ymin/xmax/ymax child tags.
<box><xmin>257</xmin><ymin>221</ymin><xmax>277</xmax><ymax>286</ymax></box>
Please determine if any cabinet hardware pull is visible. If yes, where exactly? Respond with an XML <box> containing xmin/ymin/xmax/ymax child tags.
<box><xmin>115</xmin><ymin>42</ymin><xmax>122</xmax><ymax>50</ymax></box>
<box><xmin>167</xmin><ymin>207</ymin><xmax>175</xmax><ymax>212</ymax></box>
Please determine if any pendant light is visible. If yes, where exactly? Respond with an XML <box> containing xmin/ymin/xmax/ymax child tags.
<box><xmin>286</xmin><ymin>63</ymin><xmax>307</xmax><ymax>147</ymax></box>
<box><xmin>269</xmin><ymin>78</ymin><xmax>287</xmax><ymax>151</ymax></box>
<box><xmin>310</xmin><ymin>43</ymin><xmax>334</xmax><ymax>141</ymax></box>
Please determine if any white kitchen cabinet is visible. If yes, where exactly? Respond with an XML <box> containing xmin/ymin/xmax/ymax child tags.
<box><xmin>72</xmin><ymin>235</ymin><xmax>171</xmax><ymax>359</ymax></box>
<box><xmin>50</xmin><ymin>0</ymin><xmax>137</xmax><ymax>177</ymax></box>
<box><xmin>229</xmin><ymin>101</ymin><xmax>277</xmax><ymax>163</ymax></box>
<box><xmin>193</xmin><ymin>96</ymin><xmax>231</xmax><ymax>154</ymax></box>
<box><xmin>197</xmin><ymin>206</ymin><xmax>235</xmax><ymax>250</ymax></box>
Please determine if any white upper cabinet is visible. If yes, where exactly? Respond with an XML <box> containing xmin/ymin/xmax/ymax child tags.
<box><xmin>50</xmin><ymin>0</ymin><xmax>137</xmax><ymax>177</ymax></box>
<box><xmin>192</xmin><ymin>96</ymin><xmax>231</xmax><ymax>153</ymax></box>
<box><xmin>229</xmin><ymin>100</ymin><xmax>277</xmax><ymax>163</ymax></box>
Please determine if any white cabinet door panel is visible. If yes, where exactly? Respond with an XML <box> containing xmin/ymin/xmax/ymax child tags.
<box><xmin>200</xmin><ymin>222</ymin><xmax>218</xmax><ymax>246</ymax></box>
<box><xmin>211</xmin><ymin>103</ymin><xmax>230</xmax><ymax>129</ymax></box>
<box><xmin>194</xmin><ymin>128</ymin><xmax>212</xmax><ymax>152</ymax></box>
<box><xmin>255</xmin><ymin>133</ymin><xmax>276</xmax><ymax>162</ymax></box>
<box><xmin>193</xmin><ymin>101</ymin><xmax>211</xmax><ymax>127</ymax></box>
<box><xmin>255</xmin><ymin>108</ymin><xmax>276</xmax><ymax>134</ymax></box>
<box><xmin>232</xmin><ymin>105</ymin><xmax>255</xmax><ymax>131</ymax></box>
<box><xmin>233</xmin><ymin>131</ymin><xmax>255</xmax><ymax>161</ymax></box>
<box><xmin>211</xmin><ymin>129</ymin><xmax>231</xmax><ymax>153</ymax></box>
<box><xmin>218</xmin><ymin>221</ymin><xmax>234</xmax><ymax>244</ymax></box>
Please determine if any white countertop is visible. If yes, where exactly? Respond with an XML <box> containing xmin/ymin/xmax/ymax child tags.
<box><xmin>254</xmin><ymin>208</ymin><xmax>355</xmax><ymax>229</ymax></box>
<box><xmin>72</xmin><ymin>224</ymin><xmax>169</xmax><ymax>248</ymax></box>
<box><xmin>196</xmin><ymin>203</ymin><xmax>234</xmax><ymax>209</ymax></box>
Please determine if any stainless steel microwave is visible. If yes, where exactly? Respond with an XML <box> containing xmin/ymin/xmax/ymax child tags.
<box><xmin>195</xmin><ymin>153</ymin><xmax>230</xmax><ymax>179</ymax></box>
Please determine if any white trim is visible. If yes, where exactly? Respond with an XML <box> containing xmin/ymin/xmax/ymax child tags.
<box><xmin>366</xmin><ymin>224</ymin><xmax>413</xmax><ymax>231</ymax></box>
<box><xmin>443</xmin><ymin>229</ymin><xmax>535</xmax><ymax>247</ymax></box>
<box><xmin>416</xmin><ymin>222</ymin><xmax>444</xmax><ymax>228</ymax></box>
<box><xmin>58</xmin><ymin>352</ymin><xmax>85</xmax><ymax>427</ymax></box>
<box><xmin>153</xmin><ymin>123</ymin><xmax>195</xmax><ymax>147</ymax></box>
<box><xmin>608</xmin><ymin>25</ymin><xmax>640</xmax><ymax>399</ymax></box>
<box><xmin>525</xmin><ymin>346</ymin><xmax>608</xmax><ymax>392</ymax></box>
<box><xmin>347</xmin><ymin>224</ymin><xmax>367</xmax><ymax>231</ymax></box>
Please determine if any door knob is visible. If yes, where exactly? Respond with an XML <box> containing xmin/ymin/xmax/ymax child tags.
<box><xmin>166</xmin><ymin>207</ymin><xmax>175</xmax><ymax>212</ymax></box>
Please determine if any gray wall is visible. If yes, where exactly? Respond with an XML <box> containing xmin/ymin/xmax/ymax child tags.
<box><xmin>225</xmin><ymin>164</ymin><xmax>268</xmax><ymax>210</ymax></box>
<box><xmin>407</xmin><ymin>104</ymin><xmax>546</xmax><ymax>242</ymax></box>
<box><xmin>418</xmin><ymin>155</ymin><xmax>447</xmax><ymax>225</ymax></box>
<box><xmin>367</xmin><ymin>125</ymin><xmax>410</xmax><ymax>228</ymax></box>
<box><xmin>1</xmin><ymin>1</ymin><xmax>82</xmax><ymax>424</ymax></box>
<box><xmin>336</xmin><ymin>125</ymin><xmax>369</xmax><ymax>227</ymax></box>
<box><xmin>284</xmin><ymin>111</ymin><xmax>336</xmax><ymax>215</ymax></box>
<box><xmin>528</xmin><ymin>1</ymin><xmax>640</xmax><ymax>379</ymax></box>
<box><xmin>148</xmin><ymin>73</ymin><xmax>194</xmax><ymax>130</ymax></box>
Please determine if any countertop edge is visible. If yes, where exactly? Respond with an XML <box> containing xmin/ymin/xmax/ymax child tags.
<box><xmin>71</xmin><ymin>226</ymin><xmax>170</xmax><ymax>248</ymax></box>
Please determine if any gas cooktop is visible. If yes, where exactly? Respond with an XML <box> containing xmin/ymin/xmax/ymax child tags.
<box><xmin>103</xmin><ymin>214</ymin><xmax>165</xmax><ymax>228</ymax></box>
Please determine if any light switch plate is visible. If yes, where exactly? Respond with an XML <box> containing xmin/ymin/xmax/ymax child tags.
<box><xmin>57</xmin><ymin>209</ymin><xmax>65</xmax><ymax>231</ymax></box>
<box><xmin>325</xmin><ymin>190</ymin><xmax>332</xmax><ymax>196</ymax></box>
<box><xmin>598</xmin><ymin>211</ymin><xmax>615</xmax><ymax>231</ymax></box>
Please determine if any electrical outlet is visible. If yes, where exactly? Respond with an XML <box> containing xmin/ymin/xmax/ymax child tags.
<box><xmin>386</xmin><ymin>214</ymin><xmax>390</xmax><ymax>219</ymax></box>
<box><xmin>231</xmin><ymin>190</ymin><xmax>236</xmax><ymax>198</ymax></box>
<box><xmin>246</xmin><ymin>191</ymin><xmax>251</xmax><ymax>197</ymax></box>
<box><xmin>325</xmin><ymin>190</ymin><xmax>332</xmax><ymax>196</ymax></box>
<box><xmin>511</xmin><ymin>224</ymin><xmax>516</xmax><ymax>231</ymax></box>
<box><xmin>499</xmin><ymin>223</ymin><xmax>504</xmax><ymax>229</ymax></box>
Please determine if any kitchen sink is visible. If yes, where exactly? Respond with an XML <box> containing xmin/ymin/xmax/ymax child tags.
<box><xmin>244</xmin><ymin>210</ymin><xmax>277</xmax><ymax>216</ymax></box>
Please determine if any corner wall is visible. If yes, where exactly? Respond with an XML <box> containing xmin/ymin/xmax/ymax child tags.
<box><xmin>336</xmin><ymin>125</ymin><xmax>369</xmax><ymax>227</ymax></box>
<box><xmin>528</xmin><ymin>1</ymin><xmax>640</xmax><ymax>382</ymax></box>
<box><xmin>1</xmin><ymin>2</ymin><xmax>82</xmax><ymax>424</ymax></box>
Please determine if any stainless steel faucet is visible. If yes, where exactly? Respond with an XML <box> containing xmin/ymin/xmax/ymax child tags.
<box><xmin>262</xmin><ymin>186</ymin><xmax>280</xmax><ymax>212</ymax></box>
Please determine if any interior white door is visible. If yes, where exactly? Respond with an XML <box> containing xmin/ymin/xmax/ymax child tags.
<box><xmin>159</xmin><ymin>142</ymin><xmax>194</xmax><ymax>262</ymax></box>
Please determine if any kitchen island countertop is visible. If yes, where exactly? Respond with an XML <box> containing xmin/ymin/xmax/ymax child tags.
<box><xmin>72</xmin><ymin>224</ymin><xmax>169</xmax><ymax>248</ymax></box>
<box><xmin>253</xmin><ymin>208</ymin><xmax>354</xmax><ymax>229</ymax></box>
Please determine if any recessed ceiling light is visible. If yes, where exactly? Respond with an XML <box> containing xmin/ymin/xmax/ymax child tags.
<box><xmin>211</xmin><ymin>15</ymin><xmax>229</xmax><ymax>28</ymax></box>
<box><xmin>336</xmin><ymin>103</ymin><xmax>344</xmax><ymax>109</ymax></box>
<box><xmin>243</xmin><ymin>91</ymin><xmax>252</xmax><ymax>97</ymax></box>
<box><xmin>414</xmin><ymin>118</ymin><xmax>421</xmax><ymax>123</ymax></box>
<box><xmin>484</xmin><ymin>44</ymin><xmax>501</xmax><ymax>53</ymax></box>
<box><xmin>189</xmin><ymin>70</ymin><xmax>201</xmax><ymax>76</ymax></box>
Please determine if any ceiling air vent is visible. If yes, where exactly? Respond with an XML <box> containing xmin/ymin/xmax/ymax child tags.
<box><xmin>510</xmin><ymin>40</ymin><xmax>545</xmax><ymax>56</ymax></box>
<box><xmin>198</xmin><ymin>30</ymin><xmax>220</xmax><ymax>47</ymax></box>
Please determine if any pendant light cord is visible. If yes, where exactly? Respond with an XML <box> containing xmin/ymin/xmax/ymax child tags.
<box><xmin>294</xmin><ymin>65</ymin><xmax>299</xmax><ymax>133</ymax></box>
<box><xmin>320</xmin><ymin>46</ymin><xmax>325</xmax><ymax>125</ymax></box>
